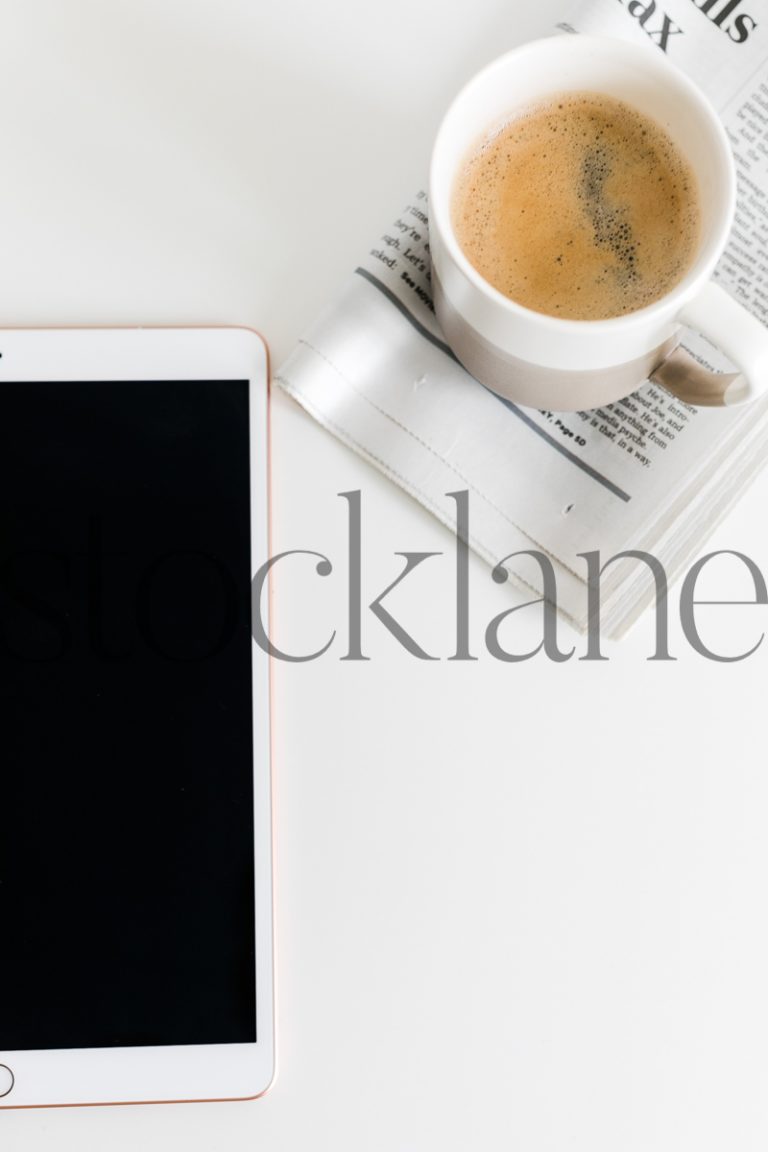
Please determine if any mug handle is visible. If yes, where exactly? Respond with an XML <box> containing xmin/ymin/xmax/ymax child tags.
<box><xmin>651</xmin><ymin>281</ymin><xmax>768</xmax><ymax>407</ymax></box>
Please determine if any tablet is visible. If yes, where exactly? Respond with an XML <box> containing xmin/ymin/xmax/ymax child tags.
<box><xmin>0</xmin><ymin>327</ymin><xmax>274</xmax><ymax>1107</ymax></box>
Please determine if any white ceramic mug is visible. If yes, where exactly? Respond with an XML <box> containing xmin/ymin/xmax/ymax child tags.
<box><xmin>429</xmin><ymin>34</ymin><xmax>768</xmax><ymax>411</ymax></box>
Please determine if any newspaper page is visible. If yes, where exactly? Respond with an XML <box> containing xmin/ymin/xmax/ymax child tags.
<box><xmin>276</xmin><ymin>0</ymin><xmax>768</xmax><ymax>634</ymax></box>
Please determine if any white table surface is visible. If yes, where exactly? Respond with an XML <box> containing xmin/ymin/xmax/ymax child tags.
<box><xmin>4</xmin><ymin>2</ymin><xmax>768</xmax><ymax>1149</ymax></box>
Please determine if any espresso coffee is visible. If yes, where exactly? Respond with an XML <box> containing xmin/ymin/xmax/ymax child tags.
<box><xmin>451</xmin><ymin>92</ymin><xmax>701</xmax><ymax>321</ymax></box>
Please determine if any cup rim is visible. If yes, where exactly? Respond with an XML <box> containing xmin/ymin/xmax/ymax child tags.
<box><xmin>428</xmin><ymin>34</ymin><xmax>737</xmax><ymax>334</ymax></box>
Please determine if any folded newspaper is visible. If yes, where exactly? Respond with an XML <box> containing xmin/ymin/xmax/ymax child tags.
<box><xmin>276</xmin><ymin>0</ymin><xmax>768</xmax><ymax>636</ymax></box>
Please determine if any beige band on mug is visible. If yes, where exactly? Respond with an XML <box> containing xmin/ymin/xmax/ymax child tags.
<box><xmin>433</xmin><ymin>268</ymin><xmax>679</xmax><ymax>412</ymax></box>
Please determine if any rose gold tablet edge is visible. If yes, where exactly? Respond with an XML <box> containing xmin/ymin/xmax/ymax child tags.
<box><xmin>0</xmin><ymin>324</ymin><xmax>278</xmax><ymax>1110</ymax></box>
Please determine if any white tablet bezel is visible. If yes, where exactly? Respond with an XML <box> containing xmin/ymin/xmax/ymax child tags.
<box><xmin>0</xmin><ymin>327</ymin><xmax>275</xmax><ymax>1107</ymax></box>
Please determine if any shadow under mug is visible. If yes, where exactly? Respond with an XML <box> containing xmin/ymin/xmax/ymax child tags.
<box><xmin>429</xmin><ymin>35</ymin><xmax>768</xmax><ymax>411</ymax></box>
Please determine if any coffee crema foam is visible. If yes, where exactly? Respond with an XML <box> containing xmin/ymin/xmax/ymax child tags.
<box><xmin>451</xmin><ymin>92</ymin><xmax>701</xmax><ymax>321</ymax></box>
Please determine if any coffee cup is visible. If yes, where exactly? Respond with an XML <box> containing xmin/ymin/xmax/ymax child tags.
<box><xmin>429</xmin><ymin>34</ymin><xmax>768</xmax><ymax>410</ymax></box>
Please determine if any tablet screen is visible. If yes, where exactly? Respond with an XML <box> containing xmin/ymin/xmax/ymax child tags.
<box><xmin>0</xmin><ymin>379</ymin><xmax>256</xmax><ymax>1051</ymax></box>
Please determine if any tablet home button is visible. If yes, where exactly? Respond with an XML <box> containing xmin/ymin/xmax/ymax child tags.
<box><xmin>0</xmin><ymin>1065</ymin><xmax>14</xmax><ymax>1097</ymax></box>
